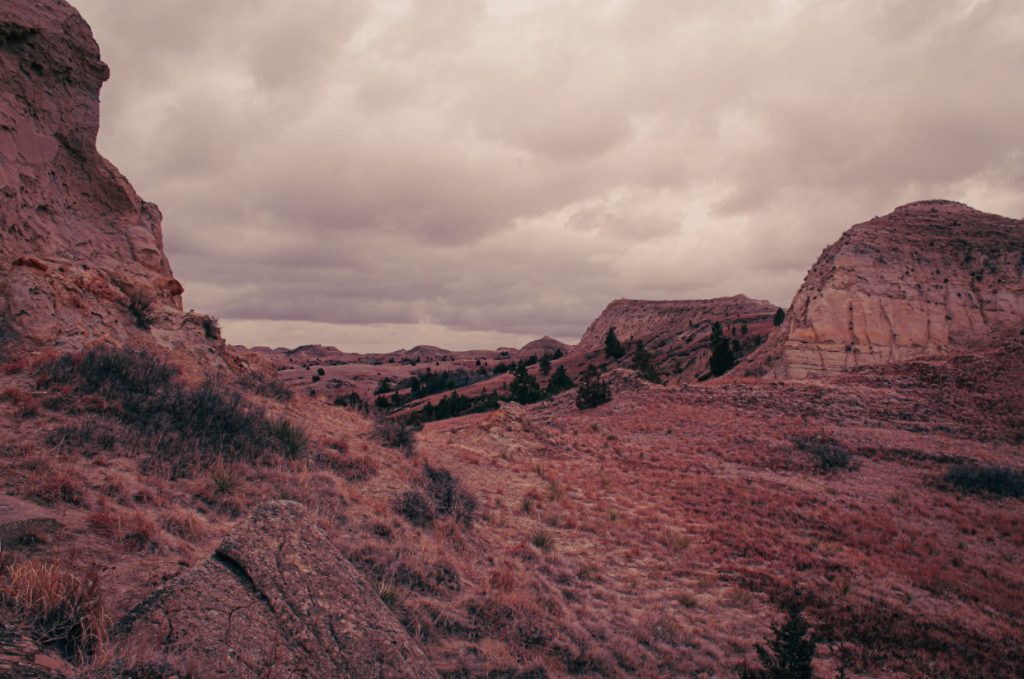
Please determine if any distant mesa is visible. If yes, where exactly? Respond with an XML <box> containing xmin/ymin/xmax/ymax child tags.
<box><xmin>745</xmin><ymin>200</ymin><xmax>1024</xmax><ymax>378</ymax></box>
<box><xmin>520</xmin><ymin>335</ymin><xmax>572</xmax><ymax>353</ymax></box>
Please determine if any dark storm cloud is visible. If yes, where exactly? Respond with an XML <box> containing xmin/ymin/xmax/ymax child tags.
<box><xmin>74</xmin><ymin>0</ymin><xmax>1024</xmax><ymax>350</ymax></box>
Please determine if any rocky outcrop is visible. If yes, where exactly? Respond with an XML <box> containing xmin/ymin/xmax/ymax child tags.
<box><xmin>0</xmin><ymin>495</ymin><xmax>61</xmax><ymax>546</ymax></box>
<box><xmin>747</xmin><ymin>201</ymin><xmax>1024</xmax><ymax>379</ymax></box>
<box><xmin>116</xmin><ymin>501</ymin><xmax>438</xmax><ymax>679</ymax></box>
<box><xmin>572</xmin><ymin>295</ymin><xmax>778</xmax><ymax>382</ymax></box>
<box><xmin>0</xmin><ymin>0</ymin><xmax>217</xmax><ymax>357</ymax></box>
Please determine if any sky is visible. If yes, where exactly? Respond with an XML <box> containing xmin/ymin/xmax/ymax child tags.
<box><xmin>74</xmin><ymin>0</ymin><xmax>1024</xmax><ymax>352</ymax></box>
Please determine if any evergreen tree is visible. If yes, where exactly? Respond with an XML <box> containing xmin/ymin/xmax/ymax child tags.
<box><xmin>632</xmin><ymin>340</ymin><xmax>660</xmax><ymax>383</ymax></box>
<box><xmin>739</xmin><ymin>602</ymin><xmax>816</xmax><ymax>679</ymax></box>
<box><xmin>547</xmin><ymin>365</ymin><xmax>574</xmax><ymax>394</ymax></box>
<box><xmin>604</xmin><ymin>327</ymin><xmax>626</xmax><ymax>359</ymax></box>
<box><xmin>575</xmin><ymin>365</ymin><xmax>611</xmax><ymax>409</ymax></box>
<box><xmin>509</xmin><ymin>363</ymin><xmax>543</xmax><ymax>404</ymax></box>
<box><xmin>773</xmin><ymin>307</ymin><xmax>786</xmax><ymax>326</ymax></box>
<box><xmin>709</xmin><ymin>321</ymin><xmax>735</xmax><ymax>377</ymax></box>
<box><xmin>539</xmin><ymin>354</ymin><xmax>552</xmax><ymax>376</ymax></box>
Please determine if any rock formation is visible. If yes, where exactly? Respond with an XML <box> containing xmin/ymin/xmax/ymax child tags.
<box><xmin>0</xmin><ymin>0</ymin><xmax>215</xmax><ymax>356</ymax></box>
<box><xmin>572</xmin><ymin>295</ymin><xmax>777</xmax><ymax>382</ymax></box>
<box><xmin>116</xmin><ymin>501</ymin><xmax>438</xmax><ymax>679</ymax></box>
<box><xmin>747</xmin><ymin>200</ymin><xmax>1024</xmax><ymax>379</ymax></box>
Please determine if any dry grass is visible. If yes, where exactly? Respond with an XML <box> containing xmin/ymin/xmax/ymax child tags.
<box><xmin>0</xmin><ymin>558</ymin><xmax>110</xmax><ymax>660</ymax></box>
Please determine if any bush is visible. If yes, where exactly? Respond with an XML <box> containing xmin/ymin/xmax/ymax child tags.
<box><xmin>575</xmin><ymin>365</ymin><xmax>611</xmax><ymax>410</ymax></box>
<box><xmin>199</xmin><ymin>314</ymin><xmax>220</xmax><ymax>340</ymax></box>
<box><xmin>791</xmin><ymin>434</ymin><xmax>856</xmax><ymax>472</ymax></box>
<box><xmin>270</xmin><ymin>418</ymin><xmax>309</xmax><ymax>459</ymax></box>
<box><xmin>0</xmin><ymin>559</ymin><xmax>109</xmax><ymax>660</ymax></box>
<box><xmin>373</xmin><ymin>416</ymin><xmax>416</xmax><ymax>456</ymax></box>
<box><xmin>425</xmin><ymin>464</ymin><xmax>478</xmax><ymax>526</ymax></box>
<box><xmin>547</xmin><ymin>365</ymin><xmax>574</xmax><ymax>395</ymax></box>
<box><xmin>944</xmin><ymin>464</ymin><xmax>1024</xmax><ymax>498</ymax></box>
<box><xmin>396</xmin><ymin>490</ymin><xmax>435</xmax><ymax>527</ymax></box>
<box><xmin>604</xmin><ymin>327</ymin><xmax>625</xmax><ymax>359</ymax></box>
<box><xmin>126</xmin><ymin>290</ymin><xmax>155</xmax><ymax>330</ymax></box>
<box><xmin>509</xmin><ymin>363</ymin><xmax>544</xmax><ymax>404</ymax></box>
<box><xmin>37</xmin><ymin>347</ymin><xmax>282</xmax><ymax>474</ymax></box>
<box><xmin>773</xmin><ymin>308</ymin><xmax>786</xmax><ymax>326</ymax></box>
<box><xmin>239</xmin><ymin>371</ymin><xmax>293</xmax><ymax>401</ymax></box>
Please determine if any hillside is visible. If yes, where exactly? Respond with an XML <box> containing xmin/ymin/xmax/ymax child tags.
<box><xmin>1</xmin><ymin>2</ymin><xmax>1023</xmax><ymax>678</ymax></box>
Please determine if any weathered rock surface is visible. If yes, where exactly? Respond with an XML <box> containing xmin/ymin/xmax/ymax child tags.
<box><xmin>116</xmin><ymin>501</ymin><xmax>438</xmax><ymax>679</ymax></box>
<box><xmin>0</xmin><ymin>0</ymin><xmax>222</xmax><ymax>359</ymax></box>
<box><xmin>746</xmin><ymin>200</ymin><xmax>1024</xmax><ymax>379</ymax></box>
<box><xmin>0</xmin><ymin>622</ymin><xmax>71</xmax><ymax>678</ymax></box>
<box><xmin>572</xmin><ymin>295</ymin><xmax>778</xmax><ymax>382</ymax></box>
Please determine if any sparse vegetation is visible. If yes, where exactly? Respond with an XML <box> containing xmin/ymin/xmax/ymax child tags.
<box><xmin>791</xmin><ymin>434</ymin><xmax>857</xmax><ymax>472</ymax></box>
<box><xmin>575</xmin><ymin>365</ymin><xmax>611</xmax><ymax>409</ymax></box>
<box><xmin>240</xmin><ymin>370</ymin><xmax>293</xmax><ymax>401</ymax></box>
<box><xmin>632</xmin><ymin>340</ymin><xmax>660</xmax><ymax>383</ymax></box>
<box><xmin>424</xmin><ymin>464</ymin><xmax>478</xmax><ymax>526</ymax></box>
<box><xmin>270</xmin><ymin>418</ymin><xmax>309</xmax><ymax>459</ymax></box>
<box><xmin>530</xmin><ymin>528</ymin><xmax>554</xmax><ymax>552</ymax></box>
<box><xmin>773</xmin><ymin>307</ymin><xmax>786</xmax><ymax>326</ymax></box>
<box><xmin>36</xmin><ymin>347</ymin><xmax>289</xmax><ymax>474</ymax></box>
<box><xmin>944</xmin><ymin>464</ymin><xmax>1024</xmax><ymax>498</ymax></box>
<box><xmin>199</xmin><ymin>314</ymin><xmax>220</xmax><ymax>340</ymax></box>
<box><xmin>709</xmin><ymin>321</ymin><xmax>735</xmax><ymax>377</ymax></box>
<box><xmin>372</xmin><ymin>415</ymin><xmax>416</xmax><ymax>456</ymax></box>
<box><xmin>126</xmin><ymin>290</ymin><xmax>155</xmax><ymax>330</ymax></box>
<box><xmin>0</xmin><ymin>559</ymin><xmax>109</xmax><ymax>660</ymax></box>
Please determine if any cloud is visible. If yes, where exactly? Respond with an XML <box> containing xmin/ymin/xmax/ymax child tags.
<box><xmin>74</xmin><ymin>0</ymin><xmax>1024</xmax><ymax>351</ymax></box>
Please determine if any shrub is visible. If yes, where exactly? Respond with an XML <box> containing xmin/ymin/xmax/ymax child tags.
<box><xmin>0</xmin><ymin>387</ymin><xmax>40</xmax><ymax>417</ymax></box>
<box><xmin>0</xmin><ymin>559</ymin><xmax>109</xmax><ymax>660</ymax></box>
<box><xmin>509</xmin><ymin>363</ymin><xmax>544</xmax><ymax>404</ymax></box>
<box><xmin>199</xmin><ymin>314</ymin><xmax>220</xmax><ymax>340</ymax></box>
<box><xmin>547</xmin><ymin>365</ymin><xmax>574</xmax><ymax>395</ymax></box>
<box><xmin>709</xmin><ymin>321</ymin><xmax>735</xmax><ymax>377</ymax></box>
<box><xmin>373</xmin><ymin>416</ymin><xmax>416</xmax><ymax>456</ymax></box>
<box><xmin>739</xmin><ymin>601</ymin><xmax>816</xmax><ymax>679</ymax></box>
<box><xmin>632</xmin><ymin>340</ymin><xmax>660</xmax><ymax>383</ymax></box>
<box><xmin>575</xmin><ymin>365</ymin><xmax>611</xmax><ymax>410</ymax></box>
<box><xmin>210</xmin><ymin>460</ymin><xmax>244</xmax><ymax>495</ymax></box>
<box><xmin>424</xmin><ymin>464</ymin><xmax>478</xmax><ymax>526</ymax></box>
<box><xmin>944</xmin><ymin>464</ymin><xmax>1024</xmax><ymax>498</ymax></box>
<box><xmin>239</xmin><ymin>371</ymin><xmax>293</xmax><ymax>401</ymax></box>
<box><xmin>396</xmin><ymin>490</ymin><xmax>435</xmax><ymax>527</ymax></box>
<box><xmin>791</xmin><ymin>434</ymin><xmax>856</xmax><ymax>472</ymax></box>
<box><xmin>126</xmin><ymin>290</ymin><xmax>155</xmax><ymax>330</ymax></box>
<box><xmin>773</xmin><ymin>308</ymin><xmax>786</xmax><ymax>326</ymax></box>
<box><xmin>270</xmin><ymin>418</ymin><xmax>309</xmax><ymax>459</ymax></box>
<box><xmin>161</xmin><ymin>508</ymin><xmax>207</xmax><ymax>542</ymax></box>
<box><xmin>37</xmin><ymin>347</ymin><xmax>282</xmax><ymax>474</ymax></box>
<box><xmin>23</xmin><ymin>466</ymin><xmax>85</xmax><ymax>506</ymax></box>
<box><xmin>531</xmin><ymin>528</ymin><xmax>554</xmax><ymax>552</ymax></box>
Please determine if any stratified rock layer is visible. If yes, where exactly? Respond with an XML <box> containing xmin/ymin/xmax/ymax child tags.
<box><xmin>117</xmin><ymin>501</ymin><xmax>438</xmax><ymax>678</ymax></box>
<box><xmin>573</xmin><ymin>295</ymin><xmax>777</xmax><ymax>382</ymax></box>
<box><xmin>0</xmin><ymin>0</ymin><xmax>212</xmax><ymax>353</ymax></box>
<box><xmin>749</xmin><ymin>200</ymin><xmax>1024</xmax><ymax>379</ymax></box>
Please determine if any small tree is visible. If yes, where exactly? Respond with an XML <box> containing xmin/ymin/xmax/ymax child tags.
<box><xmin>632</xmin><ymin>340</ymin><xmax>660</xmax><ymax>383</ymax></box>
<box><xmin>539</xmin><ymin>354</ymin><xmax>552</xmax><ymax>376</ymax></box>
<box><xmin>709</xmin><ymin>321</ymin><xmax>735</xmax><ymax>377</ymax></box>
<box><xmin>773</xmin><ymin>308</ymin><xmax>786</xmax><ymax>326</ymax></box>
<box><xmin>547</xmin><ymin>365</ymin><xmax>574</xmax><ymax>395</ymax></box>
<box><xmin>604</xmin><ymin>327</ymin><xmax>625</xmax><ymax>359</ymax></box>
<box><xmin>739</xmin><ymin>602</ymin><xmax>816</xmax><ymax>679</ymax></box>
<box><xmin>509</xmin><ymin>363</ymin><xmax>543</xmax><ymax>404</ymax></box>
<box><xmin>575</xmin><ymin>365</ymin><xmax>611</xmax><ymax>409</ymax></box>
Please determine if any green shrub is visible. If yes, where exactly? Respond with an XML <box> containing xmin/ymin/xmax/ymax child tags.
<box><xmin>944</xmin><ymin>464</ymin><xmax>1024</xmax><ymax>498</ymax></box>
<box><xmin>575</xmin><ymin>365</ymin><xmax>611</xmax><ymax>410</ymax></box>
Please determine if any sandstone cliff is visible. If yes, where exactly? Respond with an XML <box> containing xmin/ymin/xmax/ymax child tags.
<box><xmin>0</xmin><ymin>0</ymin><xmax>213</xmax><ymax>357</ymax></box>
<box><xmin>572</xmin><ymin>295</ymin><xmax>778</xmax><ymax>382</ymax></box>
<box><xmin>745</xmin><ymin>200</ymin><xmax>1024</xmax><ymax>379</ymax></box>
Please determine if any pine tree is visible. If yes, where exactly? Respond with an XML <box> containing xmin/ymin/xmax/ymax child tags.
<box><xmin>739</xmin><ymin>602</ymin><xmax>816</xmax><ymax>679</ymax></box>
<box><xmin>773</xmin><ymin>307</ymin><xmax>786</xmax><ymax>326</ymax></box>
<box><xmin>547</xmin><ymin>365</ymin><xmax>574</xmax><ymax>394</ymax></box>
<box><xmin>575</xmin><ymin>365</ymin><xmax>611</xmax><ymax>409</ymax></box>
<box><xmin>709</xmin><ymin>321</ymin><xmax>735</xmax><ymax>377</ymax></box>
<box><xmin>539</xmin><ymin>354</ymin><xmax>552</xmax><ymax>376</ymax></box>
<box><xmin>632</xmin><ymin>340</ymin><xmax>660</xmax><ymax>383</ymax></box>
<box><xmin>604</xmin><ymin>327</ymin><xmax>625</xmax><ymax>359</ymax></box>
<box><xmin>509</xmin><ymin>363</ymin><xmax>543</xmax><ymax>404</ymax></box>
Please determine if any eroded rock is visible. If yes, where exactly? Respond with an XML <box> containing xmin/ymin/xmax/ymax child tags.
<box><xmin>117</xmin><ymin>501</ymin><xmax>438</xmax><ymax>678</ymax></box>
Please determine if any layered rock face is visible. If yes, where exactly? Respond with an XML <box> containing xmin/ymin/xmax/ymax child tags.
<box><xmin>752</xmin><ymin>200</ymin><xmax>1024</xmax><ymax>379</ymax></box>
<box><xmin>0</xmin><ymin>0</ymin><xmax>207</xmax><ymax>351</ymax></box>
<box><xmin>117</xmin><ymin>501</ymin><xmax>438</xmax><ymax>679</ymax></box>
<box><xmin>573</xmin><ymin>295</ymin><xmax>778</xmax><ymax>382</ymax></box>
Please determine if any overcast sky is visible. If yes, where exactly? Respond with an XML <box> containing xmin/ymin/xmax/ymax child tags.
<box><xmin>74</xmin><ymin>0</ymin><xmax>1024</xmax><ymax>352</ymax></box>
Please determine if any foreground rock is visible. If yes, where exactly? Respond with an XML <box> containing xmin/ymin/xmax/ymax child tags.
<box><xmin>746</xmin><ymin>200</ymin><xmax>1024</xmax><ymax>379</ymax></box>
<box><xmin>0</xmin><ymin>495</ymin><xmax>61</xmax><ymax>547</ymax></box>
<box><xmin>116</xmin><ymin>501</ymin><xmax>437</xmax><ymax>678</ymax></box>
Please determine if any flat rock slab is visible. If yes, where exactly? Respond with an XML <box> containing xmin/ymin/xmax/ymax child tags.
<box><xmin>117</xmin><ymin>501</ymin><xmax>438</xmax><ymax>678</ymax></box>
<box><xmin>0</xmin><ymin>495</ymin><xmax>62</xmax><ymax>547</ymax></box>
